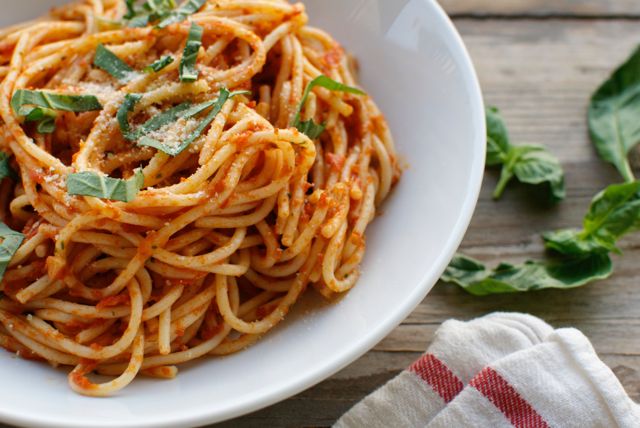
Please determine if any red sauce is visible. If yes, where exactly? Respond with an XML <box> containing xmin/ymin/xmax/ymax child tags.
<box><xmin>96</xmin><ymin>294</ymin><xmax>129</xmax><ymax>310</ymax></box>
<box><xmin>325</xmin><ymin>153</ymin><xmax>345</xmax><ymax>172</ymax></box>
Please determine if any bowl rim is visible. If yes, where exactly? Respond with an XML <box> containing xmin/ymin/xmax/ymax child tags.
<box><xmin>0</xmin><ymin>1</ymin><xmax>486</xmax><ymax>427</ymax></box>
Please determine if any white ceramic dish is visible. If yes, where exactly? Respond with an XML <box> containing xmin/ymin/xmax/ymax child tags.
<box><xmin>0</xmin><ymin>1</ymin><xmax>485</xmax><ymax>426</ymax></box>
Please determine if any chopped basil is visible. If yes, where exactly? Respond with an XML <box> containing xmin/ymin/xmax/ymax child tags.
<box><xmin>157</xmin><ymin>0</ymin><xmax>206</xmax><ymax>28</ymax></box>
<box><xmin>125</xmin><ymin>0</ymin><xmax>176</xmax><ymax>27</ymax></box>
<box><xmin>137</xmin><ymin>89</ymin><xmax>249</xmax><ymax>155</ymax></box>
<box><xmin>11</xmin><ymin>90</ymin><xmax>102</xmax><ymax>113</ymax></box>
<box><xmin>144</xmin><ymin>56</ymin><xmax>174</xmax><ymax>73</ymax></box>
<box><xmin>291</xmin><ymin>75</ymin><xmax>365</xmax><ymax>140</ymax></box>
<box><xmin>94</xmin><ymin>44</ymin><xmax>139</xmax><ymax>83</ymax></box>
<box><xmin>117</xmin><ymin>93</ymin><xmax>144</xmax><ymax>141</ymax></box>
<box><xmin>179</xmin><ymin>22</ymin><xmax>203</xmax><ymax>82</ymax></box>
<box><xmin>19</xmin><ymin>106</ymin><xmax>58</xmax><ymax>134</ymax></box>
<box><xmin>11</xmin><ymin>90</ymin><xmax>102</xmax><ymax>134</ymax></box>
<box><xmin>67</xmin><ymin>169</ymin><xmax>145</xmax><ymax>202</ymax></box>
<box><xmin>0</xmin><ymin>222</ymin><xmax>25</xmax><ymax>282</ymax></box>
<box><xmin>0</xmin><ymin>152</ymin><xmax>17</xmax><ymax>181</ymax></box>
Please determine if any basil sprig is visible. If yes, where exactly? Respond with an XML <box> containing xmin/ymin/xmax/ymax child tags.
<box><xmin>543</xmin><ymin>181</ymin><xmax>640</xmax><ymax>256</ymax></box>
<box><xmin>67</xmin><ymin>169</ymin><xmax>145</xmax><ymax>202</ymax></box>
<box><xmin>443</xmin><ymin>181</ymin><xmax>640</xmax><ymax>295</ymax></box>
<box><xmin>11</xmin><ymin>90</ymin><xmax>102</xmax><ymax>134</ymax></box>
<box><xmin>94</xmin><ymin>44</ymin><xmax>139</xmax><ymax>83</ymax></box>
<box><xmin>124</xmin><ymin>0</ymin><xmax>205</xmax><ymax>28</ymax></box>
<box><xmin>144</xmin><ymin>56</ymin><xmax>174</xmax><ymax>73</ymax></box>
<box><xmin>118</xmin><ymin>89</ymin><xmax>249</xmax><ymax>156</ymax></box>
<box><xmin>0</xmin><ymin>222</ymin><xmax>25</xmax><ymax>282</ymax></box>
<box><xmin>292</xmin><ymin>75</ymin><xmax>365</xmax><ymax>140</ymax></box>
<box><xmin>589</xmin><ymin>45</ymin><xmax>640</xmax><ymax>182</ymax></box>
<box><xmin>442</xmin><ymin>252</ymin><xmax>612</xmax><ymax>296</ymax></box>
<box><xmin>0</xmin><ymin>152</ymin><xmax>18</xmax><ymax>181</ymax></box>
<box><xmin>180</xmin><ymin>22</ymin><xmax>203</xmax><ymax>82</ymax></box>
<box><xmin>487</xmin><ymin>107</ymin><xmax>565</xmax><ymax>201</ymax></box>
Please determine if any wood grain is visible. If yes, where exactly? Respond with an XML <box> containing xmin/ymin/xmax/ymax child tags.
<box><xmin>440</xmin><ymin>0</ymin><xmax>640</xmax><ymax>17</ymax></box>
<box><xmin>220</xmin><ymin>11</ymin><xmax>640</xmax><ymax>428</ymax></box>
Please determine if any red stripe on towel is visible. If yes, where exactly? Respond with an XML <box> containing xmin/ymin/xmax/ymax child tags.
<box><xmin>470</xmin><ymin>367</ymin><xmax>550</xmax><ymax>428</ymax></box>
<box><xmin>409</xmin><ymin>354</ymin><xmax>464</xmax><ymax>403</ymax></box>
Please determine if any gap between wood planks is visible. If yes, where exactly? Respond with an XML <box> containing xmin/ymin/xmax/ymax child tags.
<box><xmin>449</xmin><ymin>13</ymin><xmax>640</xmax><ymax>20</ymax></box>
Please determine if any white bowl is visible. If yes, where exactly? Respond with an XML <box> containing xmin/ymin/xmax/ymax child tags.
<box><xmin>0</xmin><ymin>1</ymin><xmax>485</xmax><ymax>426</ymax></box>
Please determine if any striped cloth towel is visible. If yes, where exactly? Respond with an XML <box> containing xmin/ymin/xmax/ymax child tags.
<box><xmin>335</xmin><ymin>313</ymin><xmax>640</xmax><ymax>428</ymax></box>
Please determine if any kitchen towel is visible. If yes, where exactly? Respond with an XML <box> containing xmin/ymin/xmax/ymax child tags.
<box><xmin>335</xmin><ymin>313</ymin><xmax>640</xmax><ymax>428</ymax></box>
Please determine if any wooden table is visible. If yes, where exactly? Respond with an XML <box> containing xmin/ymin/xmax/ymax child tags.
<box><xmin>222</xmin><ymin>1</ymin><xmax>640</xmax><ymax>426</ymax></box>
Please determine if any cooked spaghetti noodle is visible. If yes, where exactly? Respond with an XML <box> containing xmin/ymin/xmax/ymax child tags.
<box><xmin>0</xmin><ymin>0</ymin><xmax>400</xmax><ymax>396</ymax></box>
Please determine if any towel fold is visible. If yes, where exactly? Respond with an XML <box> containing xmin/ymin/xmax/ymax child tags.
<box><xmin>335</xmin><ymin>313</ymin><xmax>640</xmax><ymax>428</ymax></box>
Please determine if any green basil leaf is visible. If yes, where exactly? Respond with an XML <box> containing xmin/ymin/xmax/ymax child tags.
<box><xmin>486</xmin><ymin>106</ymin><xmax>511</xmax><ymax>166</ymax></box>
<box><xmin>19</xmin><ymin>106</ymin><xmax>58</xmax><ymax>134</ymax></box>
<box><xmin>291</xmin><ymin>75</ymin><xmax>365</xmax><ymax>139</ymax></box>
<box><xmin>0</xmin><ymin>152</ymin><xmax>18</xmax><ymax>181</ymax></box>
<box><xmin>117</xmin><ymin>93</ymin><xmax>144</xmax><ymax>141</ymax></box>
<box><xmin>11</xmin><ymin>89</ymin><xmax>102</xmax><ymax>113</ymax></box>
<box><xmin>589</xmin><ymin>45</ymin><xmax>640</xmax><ymax>182</ymax></box>
<box><xmin>94</xmin><ymin>44</ymin><xmax>139</xmax><ymax>83</ymax></box>
<box><xmin>124</xmin><ymin>0</ymin><xmax>137</xmax><ymax>19</ymax></box>
<box><xmin>544</xmin><ymin>181</ymin><xmax>640</xmax><ymax>255</ymax></box>
<box><xmin>295</xmin><ymin>119</ymin><xmax>325</xmax><ymax>140</ymax></box>
<box><xmin>513</xmin><ymin>147</ymin><xmax>565</xmax><ymax>201</ymax></box>
<box><xmin>179</xmin><ymin>22</ymin><xmax>203</xmax><ymax>82</ymax></box>
<box><xmin>125</xmin><ymin>0</ymin><xmax>176</xmax><ymax>27</ymax></box>
<box><xmin>36</xmin><ymin>118</ymin><xmax>57</xmax><ymax>134</ymax></box>
<box><xmin>157</xmin><ymin>0</ymin><xmax>206</xmax><ymax>28</ymax></box>
<box><xmin>442</xmin><ymin>252</ymin><xmax>612</xmax><ymax>296</ymax></box>
<box><xmin>67</xmin><ymin>169</ymin><xmax>145</xmax><ymax>202</ymax></box>
<box><xmin>143</xmin><ymin>55</ymin><xmax>174</xmax><ymax>73</ymax></box>
<box><xmin>486</xmin><ymin>108</ymin><xmax>565</xmax><ymax>201</ymax></box>
<box><xmin>138</xmin><ymin>89</ymin><xmax>249</xmax><ymax>156</ymax></box>
<box><xmin>0</xmin><ymin>222</ymin><xmax>25</xmax><ymax>282</ymax></box>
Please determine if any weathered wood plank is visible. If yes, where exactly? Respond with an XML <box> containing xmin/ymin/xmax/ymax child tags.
<box><xmin>222</xmin><ymin>18</ymin><xmax>640</xmax><ymax>428</ymax></box>
<box><xmin>440</xmin><ymin>0</ymin><xmax>640</xmax><ymax>17</ymax></box>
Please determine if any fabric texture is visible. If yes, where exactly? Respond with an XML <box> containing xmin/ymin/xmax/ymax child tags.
<box><xmin>335</xmin><ymin>313</ymin><xmax>640</xmax><ymax>428</ymax></box>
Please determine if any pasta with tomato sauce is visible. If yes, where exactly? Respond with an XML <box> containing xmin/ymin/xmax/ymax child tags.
<box><xmin>0</xmin><ymin>0</ymin><xmax>400</xmax><ymax>396</ymax></box>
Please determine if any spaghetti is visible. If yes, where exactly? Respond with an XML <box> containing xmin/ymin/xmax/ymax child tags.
<box><xmin>0</xmin><ymin>0</ymin><xmax>400</xmax><ymax>396</ymax></box>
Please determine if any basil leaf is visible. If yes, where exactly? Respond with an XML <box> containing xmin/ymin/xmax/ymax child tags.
<box><xmin>0</xmin><ymin>222</ymin><xmax>25</xmax><ymax>282</ymax></box>
<box><xmin>179</xmin><ymin>23</ymin><xmax>203</xmax><ymax>82</ymax></box>
<box><xmin>67</xmin><ymin>169</ymin><xmax>145</xmax><ymax>202</ymax></box>
<box><xmin>94</xmin><ymin>44</ymin><xmax>139</xmax><ymax>83</ymax></box>
<box><xmin>295</xmin><ymin>120</ymin><xmax>326</xmax><ymax>140</ymax></box>
<box><xmin>124</xmin><ymin>0</ymin><xmax>137</xmax><ymax>19</ymax></box>
<box><xmin>117</xmin><ymin>93</ymin><xmax>143</xmax><ymax>141</ymax></box>
<box><xmin>138</xmin><ymin>89</ymin><xmax>249</xmax><ymax>156</ymax></box>
<box><xmin>486</xmin><ymin>106</ymin><xmax>511</xmax><ymax>166</ymax></box>
<box><xmin>442</xmin><ymin>252</ymin><xmax>612</xmax><ymax>296</ymax></box>
<box><xmin>0</xmin><ymin>152</ymin><xmax>18</xmax><ymax>181</ymax></box>
<box><xmin>512</xmin><ymin>148</ymin><xmax>565</xmax><ymax>201</ymax></box>
<box><xmin>486</xmin><ymin>107</ymin><xmax>565</xmax><ymax>201</ymax></box>
<box><xmin>544</xmin><ymin>181</ymin><xmax>640</xmax><ymax>255</ymax></box>
<box><xmin>125</xmin><ymin>0</ymin><xmax>176</xmax><ymax>27</ymax></box>
<box><xmin>589</xmin><ymin>45</ymin><xmax>640</xmax><ymax>182</ymax></box>
<box><xmin>144</xmin><ymin>55</ymin><xmax>174</xmax><ymax>73</ymax></box>
<box><xmin>291</xmin><ymin>75</ymin><xmax>365</xmax><ymax>139</ymax></box>
<box><xmin>157</xmin><ymin>0</ymin><xmax>206</xmax><ymax>28</ymax></box>
<box><xmin>11</xmin><ymin>90</ymin><xmax>102</xmax><ymax>113</ymax></box>
<box><xmin>36</xmin><ymin>118</ymin><xmax>56</xmax><ymax>134</ymax></box>
<box><xmin>19</xmin><ymin>106</ymin><xmax>58</xmax><ymax>134</ymax></box>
